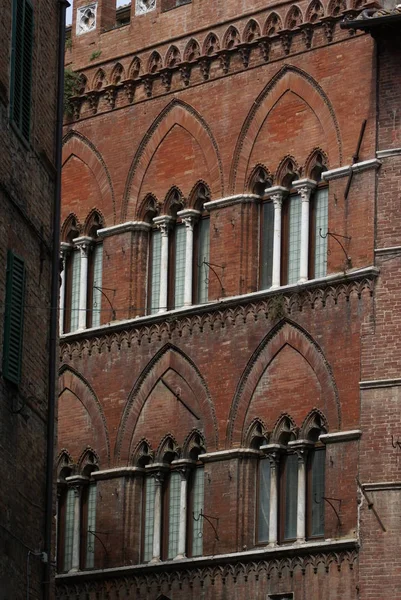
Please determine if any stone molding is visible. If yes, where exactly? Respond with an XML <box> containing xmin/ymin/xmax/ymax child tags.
<box><xmin>204</xmin><ymin>194</ymin><xmax>260</xmax><ymax>210</ymax></box>
<box><xmin>319</xmin><ymin>430</ymin><xmax>362</xmax><ymax>444</ymax></box>
<box><xmin>359</xmin><ymin>377</ymin><xmax>401</xmax><ymax>389</ymax></box>
<box><xmin>376</xmin><ymin>147</ymin><xmax>401</xmax><ymax>159</ymax></box>
<box><xmin>362</xmin><ymin>481</ymin><xmax>401</xmax><ymax>491</ymax></box>
<box><xmin>92</xmin><ymin>467</ymin><xmax>145</xmax><ymax>480</ymax></box>
<box><xmin>322</xmin><ymin>158</ymin><xmax>382</xmax><ymax>181</ymax></box>
<box><xmin>98</xmin><ymin>221</ymin><xmax>151</xmax><ymax>238</ymax></box>
<box><xmin>60</xmin><ymin>267</ymin><xmax>378</xmax><ymax>360</ymax></box>
<box><xmin>200</xmin><ymin>448</ymin><xmax>261</xmax><ymax>463</ymax></box>
<box><xmin>375</xmin><ymin>245</ymin><xmax>401</xmax><ymax>256</ymax></box>
<box><xmin>55</xmin><ymin>539</ymin><xmax>358</xmax><ymax>598</ymax></box>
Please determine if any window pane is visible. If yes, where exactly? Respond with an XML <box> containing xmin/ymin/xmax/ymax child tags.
<box><xmin>191</xmin><ymin>467</ymin><xmax>204</xmax><ymax>556</ymax></box>
<box><xmin>85</xmin><ymin>484</ymin><xmax>97</xmax><ymax>568</ymax></box>
<box><xmin>174</xmin><ymin>224</ymin><xmax>186</xmax><ymax>309</ymax></box>
<box><xmin>257</xmin><ymin>459</ymin><xmax>270</xmax><ymax>543</ymax></box>
<box><xmin>63</xmin><ymin>488</ymin><xmax>75</xmax><ymax>572</ymax></box>
<box><xmin>91</xmin><ymin>245</ymin><xmax>103</xmax><ymax>327</ymax></box>
<box><xmin>150</xmin><ymin>230</ymin><xmax>162</xmax><ymax>314</ymax></box>
<box><xmin>284</xmin><ymin>454</ymin><xmax>298</xmax><ymax>541</ymax></box>
<box><xmin>310</xmin><ymin>449</ymin><xmax>325</xmax><ymax>537</ymax></box>
<box><xmin>261</xmin><ymin>202</ymin><xmax>274</xmax><ymax>289</ymax></box>
<box><xmin>287</xmin><ymin>194</ymin><xmax>302</xmax><ymax>285</ymax></box>
<box><xmin>70</xmin><ymin>250</ymin><xmax>81</xmax><ymax>331</ymax></box>
<box><xmin>197</xmin><ymin>219</ymin><xmax>210</xmax><ymax>304</ymax></box>
<box><xmin>143</xmin><ymin>477</ymin><xmax>155</xmax><ymax>561</ymax></box>
<box><xmin>167</xmin><ymin>471</ymin><xmax>181</xmax><ymax>559</ymax></box>
<box><xmin>314</xmin><ymin>188</ymin><xmax>328</xmax><ymax>278</ymax></box>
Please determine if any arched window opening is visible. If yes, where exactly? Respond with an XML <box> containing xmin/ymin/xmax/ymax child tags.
<box><xmin>85</xmin><ymin>211</ymin><xmax>104</xmax><ymax>329</ymax></box>
<box><xmin>192</xmin><ymin>183</ymin><xmax>211</xmax><ymax>305</ymax></box>
<box><xmin>308</xmin><ymin>152</ymin><xmax>329</xmax><ymax>280</ymax></box>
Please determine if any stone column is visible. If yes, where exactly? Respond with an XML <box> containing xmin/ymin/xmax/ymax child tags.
<box><xmin>59</xmin><ymin>243</ymin><xmax>72</xmax><ymax>335</ymax></box>
<box><xmin>153</xmin><ymin>216</ymin><xmax>174</xmax><ymax>313</ymax></box>
<box><xmin>73</xmin><ymin>236</ymin><xmax>93</xmax><ymax>330</ymax></box>
<box><xmin>151</xmin><ymin>470</ymin><xmax>165</xmax><ymax>562</ymax></box>
<box><xmin>259</xmin><ymin>445</ymin><xmax>282</xmax><ymax>546</ymax></box>
<box><xmin>289</xmin><ymin>441</ymin><xmax>311</xmax><ymax>544</ymax></box>
<box><xmin>172</xmin><ymin>464</ymin><xmax>192</xmax><ymax>560</ymax></box>
<box><xmin>177</xmin><ymin>209</ymin><xmax>200</xmax><ymax>307</ymax></box>
<box><xmin>265</xmin><ymin>186</ymin><xmax>287</xmax><ymax>289</ymax></box>
<box><xmin>293</xmin><ymin>179</ymin><xmax>316</xmax><ymax>283</ymax></box>
<box><xmin>70</xmin><ymin>484</ymin><xmax>82</xmax><ymax>572</ymax></box>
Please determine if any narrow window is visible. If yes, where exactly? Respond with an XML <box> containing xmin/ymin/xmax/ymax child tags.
<box><xmin>87</xmin><ymin>243</ymin><xmax>103</xmax><ymax>328</ymax></box>
<box><xmin>3</xmin><ymin>250</ymin><xmax>25</xmax><ymax>385</ymax></box>
<box><xmin>196</xmin><ymin>218</ymin><xmax>210</xmax><ymax>304</ymax></box>
<box><xmin>286</xmin><ymin>194</ymin><xmax>302</xmax><ymax>285</ymax></box>
<box><xmin>282</xmin><ymin>453</ymin><xmax>298</xmax><ymax>541</ymax></box>
<box><xmin>166</xmin><ymin>471</ymin><xmax>181</xmax><ymax>559</ymax></box>
<box><xmin>143</xmin><ymin>476</ymin><xmax>155</xmax><ymax>561</ymax></box>
<box><xmin>312</xmin><ymin>188</ymin><xmax>328</xmax><ymax>279</ymax></box>
<box><xmin>257</xmin><ymin>458</ymin><xmax>271</xmax><ymax>543</ymax></box>
<box><xmin>260</xmin><ymin>201</ymin><xmax>274</xmax><ymax>289</ymax></box>
<box><xmin>10</xmin><ymin>0</ymin><xmax>34</xmax><ymax>140</ymax></box>
<box><xmin>308</xmin><ymin>447</ymin><xmax>325</xmax><ymax>538</ymax></box>
<box><xmin>190</xmin><ymin>466</ymin><xmax>204</xmax><ymax>556</ymax></box>
<box><xmin>149</xmin><ymin>229</ymin><xmax>162</xmax><ymax>314</ymax></box>
<box><xmin>62</xmin><ymin>487</ymin><xmax>75</xmax><ymax>572</ymax></box>
<box><xmin>68</xmin><ymin>250</ymin><xmax>81</xmax><ymax>332</ymax></box>
<box><xmin>81</xmin><ymin>483</ymin><xmax>97</xmax><ymax>569</ymax></box>
<box><xmin>173</xmin><ymin>223</ymin><xmax>186</xmax><ymax>309</ymax></box>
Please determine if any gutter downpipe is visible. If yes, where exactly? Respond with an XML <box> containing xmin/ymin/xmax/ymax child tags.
<box><xmin>43</xmin><ymin>1</ymin><xmax>69</xmax><ymax>598</ymax></box>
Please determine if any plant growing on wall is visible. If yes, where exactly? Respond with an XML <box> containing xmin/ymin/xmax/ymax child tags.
<box><xmin>64</xmin><ymin>68</ymin><xmax>81</xmax><ymax>117</ymax></box>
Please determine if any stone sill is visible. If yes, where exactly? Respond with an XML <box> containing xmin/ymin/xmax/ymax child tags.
<box><xmin>60</xmin><ymin>266</ymin><xmax>379</xmax><ymax>343</ymax></box>
<box><xmin>56</xmin><ymin>538</ymin><xmax>358</xmax><ymax>581</ymax></box>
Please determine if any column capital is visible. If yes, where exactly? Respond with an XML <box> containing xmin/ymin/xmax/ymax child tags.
<box><xmin>288</xmin><ymin>439</ymin><xmax>314</xmax><ymax>462</ymax></box>
<box><xmin>65</xmin><ymin>475</ymin><xmax>88</xmax><ymax>494</ymax></box>
<box><xmin>60</xmin><ymin>242</ymin><xmax>73</xmax><ymax>256</ymax></box>
<box><xmin>177</xmin><ymin>209</ymin><xmax>201</xmax><ymax>229</ymax></box>
<box><xmin>72</xmin><ymin>235</ymin><xmax>93</xmax><ymax>256</ymax></box>
<box><xmin>265</xmin><ymin>186</ymin><xmax>288</xmax><ymax>206</ymax></box>
<box><xmin>153</xmin><ymin>215</ymin><xmax>174</xmax><ymax>236</ymax></box>
<box><xmin>145</xmin><ymin>463</ymin><xmax>169</xmax><ymax>484</ymax></box>
<box><xmin>292</xmin><ymin>179</ymin><xmax>317</xmax><ymax>202</ymax></box>
<box><xmin>171</xmin><ymin>458</ymin><xmax>196</xmax><ymax>479</ymax></box>
<box><xmin>260</xmin><ymin>443</ymin><xmax>285</xmax><ymax>466</ymax></box>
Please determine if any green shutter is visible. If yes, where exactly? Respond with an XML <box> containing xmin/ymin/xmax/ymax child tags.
<box><xmin>3</xmin><ymin>251</ymin><xmax>26</xmax><ymax>385</ymax></box>
<box><xmin>10</xmin><ymin>0</ymin><xmax>34</xmax><ymax>141</ymax></box>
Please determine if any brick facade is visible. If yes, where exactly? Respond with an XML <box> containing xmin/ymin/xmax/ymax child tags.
<box><xmin>0</xmin><ymin>0</ymin><xmax>60</xmax><ymax>598</ymax></box>
<box><xmin>58</xmin><ymin>1</ymin><xmax>401</xmax><ymax>599</ymax></box>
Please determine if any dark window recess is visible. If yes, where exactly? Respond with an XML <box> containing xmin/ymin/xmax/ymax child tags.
<box><xmin>10</xmin><ymin>0</ymin><xmax>34</xmax><ymax>141</ymax></box>
<box><xmin>3</xmin><ymin>251</ymin><xmax>26</xmax><ymax>385</ymax></box>
<box><xmin>268</xmin><ymin>594</ymin><xmax>294</xmax><ymax>600</ymax></box>
<box><xmin>161</xmin><ymin>0</ymin><xmax>191</xmax><ymax>12</ymax></box>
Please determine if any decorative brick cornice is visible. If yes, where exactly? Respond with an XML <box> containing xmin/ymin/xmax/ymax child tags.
<box><xmin>60</xmin><ymin>267</ymin><xmax>378</xmax><ymax>361</ymax></box>
<box><xmin>55</xmin><ymin>539</ymin><xmax>358</xmax><ymax>598</ymax></box>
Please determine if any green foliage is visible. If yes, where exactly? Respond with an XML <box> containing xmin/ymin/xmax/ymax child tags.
<box><xmin>65</xmin><ymin>36</ymin><xmax>72</xmax><ymax>50</ymax></box>
<box><xmin>89</xmin><ymin>49</ymin><xmax>102</xmax><ymax>61</ymax></box>
<box><xmin>64</xmin><ymin>67</ymin><xmax>81</xmax><ymax>117</ymax></box>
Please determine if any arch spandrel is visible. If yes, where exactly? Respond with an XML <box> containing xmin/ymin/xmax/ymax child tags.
<box><xmin>227</xmin><ymin>320</ymin><xmax>341</xmax><ymax>448</ymax></box>
<box><xmin>62</xmin><ymin>130</ymin><xmax>116</xmax><ymax>224</ymax></box>
<box><xmin>115</xmin><ymin>344</ymin><xmax>218</xmax><ymax>464</ymax></box>
<box><xmin>58</xmin><ymin>366</ymin><xmax>111</xmax><ymax>466</ymax></box>
<box><xmin>122</xmin><ymin>99</ymin><xmax>224</xmax><ymax>221</ymax></box>
<box><xmin>230</xmin><ymin>65</ymin><xmax>342</xmax><ymax>194</ymax></box>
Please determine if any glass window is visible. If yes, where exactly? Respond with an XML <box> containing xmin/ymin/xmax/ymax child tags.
<box><xmin>63</xmin><ymin>487</ymin><xmax>75</xmax><ymax>572</ymax></box>
<box><xmin>287</xmin><ymin>194</ymin><xmax>302</xmax><ymax>285</ymax></box>
<box><xmin>166</xmin><ymin>471</ymin><xmax>181</xmax><ymax>559</ymax></box>
<box><xmin>309</xmin><ymin>447</ymin><xmax>325</xmax><ymax>538</ymax></box>
<box><xmin>191</xmin><ymin>467</ymin><xmax>204</xmax><ymax>556</ymax></box>
<box><xmin>173</xmin><ymin>224</ymin><xmax>186</xmax><ymax>309</ymax></box>
<box><xmin>260</xmin><ymin>201</ymin><xmax>274</xmax><ymax>289</ymax></box>
<box><xmin>89</xmin><ymin>244</ymin><xmax>103</xmax><ymax>328</ymax></box>
<box><xmin>84</xmin><ymin>484</ymin><xmax>97</xmax><ymax>568</ymax></box>
<box><xmin>283</xmin><ymin>453</ymin><xmax>298</xmax><ymax>541</ymax></box>
<box><xmin>197</xmin><ymin>219</ymin><xmax>210</xmax><ymax>304</ymax></box>
<box><xmin>313</xmin><ymin>188</ymin><xmax>328</xmax><ymax>279</ymax></box>
<box><xmin>143</xmin><ymin>476</ymin><xmax>156</xmax><ymax>561</ymax></box>
<box><xmin>257</xmin><ymin>458</ymin><xmax>271</xmax><ymax>543</ymax></box>
<box><xmin>149</xmin><ymin>229</ymin><xmax>162</xmax><ymax>314</ymax></box>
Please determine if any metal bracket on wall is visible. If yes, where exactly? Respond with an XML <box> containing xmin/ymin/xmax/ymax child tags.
<box><xmin>193</xmin><ymin>509</ymin><xmax>220</xmax><ymax>541</ymax></box>
<box><xmin>320</xmin><ymin>229</ymin><xmax>352</xmax><ymax>271</ymax></box>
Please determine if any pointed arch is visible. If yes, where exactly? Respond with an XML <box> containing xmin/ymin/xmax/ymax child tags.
<box><xmin>227</xmin><ymin>320</ymin><xmax>341</xmax><ymax>447</ymax></box>
<box><xmin>61</xmin><ymin>213</ymin><xmax>81</xmax><ymax>242</ymax></box>
<box><xmin>184</xmin><ymin>38</ymin><xmax>201</xmax><ymax>62</ymax></box>
<box><xmin>129</xmin><ymin>56</ymin><xmax>141</xmax><ymax>79</ymax></box>
<box><xmin>115</xmin><ymin>344</ymin><xmax>218</xmax><ymax>463</ymax></box>
<box><xmin>263</xmin><ymin>12</ymin><xmax>283</xmax><ymax>36</ymax></box>
<box><xmin>223</xmin><ymin>25</ymin><xmax>240</xmax><ymax>50</ymax></box>
<box><xmin>165</xmin><ymin>45</ymin><xmax>181</xmax><ymax>68</ymax></box>
<box><xmin>92</xmin><ymin>68</ymin><xmax>107</xmax><ymax>90</ymax></box>
<box><xmin>122</xmin><ymin>99</ymin><xmax>224</xmax><ymax>220</ymax></box>
<box><xmin>148</xmin><ymin>50</ymin><xmax>162</xmax><ymax>74</ymax></box>
<box><xmin>59</xmin><ymin>365</ymin><xmax>111</xmax><ymax>466</ymax></box>
<box><xmin>110</xmin><ymin>62</ymin><xmax>125</xmax><ymax>85</ymax></box>
<box><xmin>84</xmin><ymin>208</ymin><xmax>105</xmax><ymax>236</ymax></box>
<box><xmin>285</xmin><ymin>5</ymin><xmax>303</xmax><ymax>29</ymax></box>
<box><xmin>164</xmin><ymin>185</ymin><xmax>185</xmax><ymax>214</ymax></box>
<box><xmin>62</xmin><ymin>130</ymin><xmax>116</xmax><ymax>224</ymax></box>
<box><xmin>203</xmin><ymin>32</ymin><xmax>220</xmax><ymax>56</ymax></box>
<box><xmin>243</xmin><ymin>19</ymin><xmax>261</xmax><ymax>43</ymax></box>
<box><xmin>306</xmin><ymin>0</ymin><xmax>325</xmax><ymax>22</ymax></box>
<box><xmin>230</xmin><ymin>65</ymin><xmax>343</xmax><ymax>194</ymax></box>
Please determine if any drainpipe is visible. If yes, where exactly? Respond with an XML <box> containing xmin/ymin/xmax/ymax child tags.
<box><xmin>43</xmin><ymin>1</ymin><xmax>69</xmax><ymax>598</ymax></box>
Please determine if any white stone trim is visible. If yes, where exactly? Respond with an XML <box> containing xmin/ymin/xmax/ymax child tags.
<box><xmin>98</xmin><ymin>221</ymin><xmax>151</xmax><ymax>238</ymax></box>
<box><xmin>56</xmin><ymin>538</ymin><xmax>358</xmax><ymax>579</ymax></box>
<box><xmin>362</xmin><ymin>481</ymin><xmax>401</xmax><ymax>491</ymax></box>
<box><xmin>322</xmin><ymin>159</ymin><xmax>381</xmax><ymax>181</ymax></box>
<box><xmin>60</xmin><ymin>265</ymin><xmax>379</xmax><ymax>339</ymax></box>
<box><xmin>92</xmin><ymin>467</ymin><xmax>145</xmax><ymax>480</ymax></box>
<box><xmin>319</xmin><ymin>430</ymin><xmax>362</xmax><ymax>443</ymax></box>
<box><xmin>200</xmin><ymin>448</ymin><xmax>261</xmax><ymax>463</ymax></box>
<box><xmin>204</xmin><ymin>194</ymin><xmax>260</xmax><ymax>211</ymax></box>
<box><xmin>377</xmin><ymin>148</ymin><xmax>401</xmax><ymax>159</ymax></box>
<box><xmin>360</xmin><ymin>378</ymin><xmax>401</xmax><ymax>389</ymax></box>
<box><xmin>375</xmin><ymin>245</ymin><xmax>401</xmax><ymax>256</ymax></box>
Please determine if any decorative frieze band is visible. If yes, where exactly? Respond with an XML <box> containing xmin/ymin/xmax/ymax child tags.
<box><xmin>60</xmin><ymin>267</ymin><xmax>378</xmax><ymax>360</ymax></box>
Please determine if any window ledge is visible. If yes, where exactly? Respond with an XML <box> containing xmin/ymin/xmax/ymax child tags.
<box><xmin>55</xmin><ymin>538</ymin><xmax>358</xmax><ymax>580</ymax></box>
